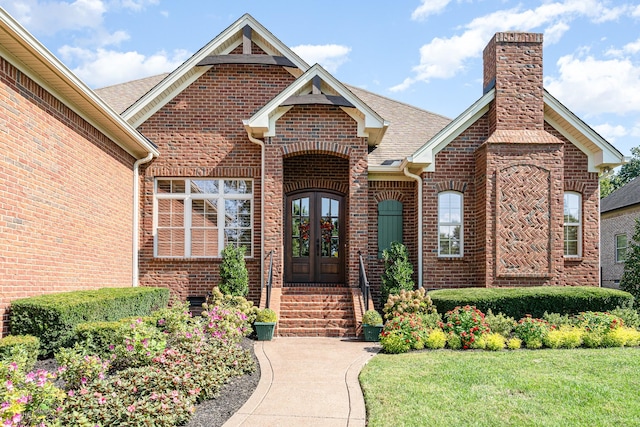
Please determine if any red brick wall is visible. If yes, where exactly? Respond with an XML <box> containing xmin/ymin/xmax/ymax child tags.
<box><xmin>548</xmin><ymin>123</ymin><xmax>600</xmax><ymax>286</ymax></box>
<box><xmin>367</xmin><ymin>180</ymin><xmax>417</xmax><ymax>307</ymax></box>
<box><xmin>0</xmin><ymin>58</ymin><xmax>136</xmax><ymax>334</ymax></box>
<box><xmin>421</xmin><ymin>118</ymin><xmax>488</xmax><ymax>288</ymax></box>
<box><xmin>483</xmin><ymin>32</ymin><xmax>544</xmax><ymax>133</ymax></box>
<box><xmin>137</xmin><ymin>64</ymin><xmax>295</xmax><ymax>303</ymax></box>
<box><xmin>269</xmin><ymin>105</ymin><xmax>367</xmax><ymax>288</ymax></box>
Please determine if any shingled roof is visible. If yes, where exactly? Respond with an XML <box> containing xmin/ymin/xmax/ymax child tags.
<box><xmin>601</xmin><ymin>177</ymin><xmax>640</xmax><ymax>214</ymax></box>
<box><xmin>95</xmin><ymin>73</ymin><xmax>451</xmax><ymax>167</ymax></box>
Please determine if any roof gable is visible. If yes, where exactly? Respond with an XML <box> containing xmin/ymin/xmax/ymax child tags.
<box><xmin>243</xmin><ymin>64</ymin><xmax>388</xmax><ymax>146</ymax></box>
<box><xmin>409</xmin><ymin>89</ymin><xmax>624</xmax><ymax>173</ymax></box>
<box><xmin>122</xmin><ymin>14</ymin><xmax>310</xmax><ymax>127</ymax></box>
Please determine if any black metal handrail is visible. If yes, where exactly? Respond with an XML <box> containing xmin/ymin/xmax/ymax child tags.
<box><xmin>264</xmin><ymin>250</ymin><xmax>274</xmax><ymax>309</ymax></box>
<box><xmin>358</xmin><ymin>251</ymin><xmax>370</xmax><ymax>311</ymax></box>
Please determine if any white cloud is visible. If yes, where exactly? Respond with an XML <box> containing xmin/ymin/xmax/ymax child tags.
<box><xmin>391</xmin><ymin>0</ymin><xmax>629</xmax><ymax>92</ymax></box>
<box><xmin>291</xmin><ymin>44</ymin><xmax>351</xmax><ymax>73</ymax></box>
<box><xmin>116</xmin><ymin>0</ymin><xmax>159</xmax><ymax>11</ymax></box>
<box><xmin>411</xmin><ymin>0</ymin><xmax>451</xmax><ymax>21</ymax></box>
<box><xmin>592</xmin><ymin>123</ymin><xmax>628</xmax><ymax>142</ymax></box>
<box><xmin>545</xmin><ymin>54</ymin><xmax>640</xmax><ymax>116</ymax></box>
<box><xmin>59</xmin><ymin>46</ymin><xmax>190</xmax><ymax>87</ymax></box>
<box><xmin>3</xmin><ymin>0</ymin><xmax>106</xmax><ymax>36</ymax></box>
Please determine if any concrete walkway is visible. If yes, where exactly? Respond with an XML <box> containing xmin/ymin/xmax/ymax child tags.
<box><xmin>224</xmin><ymin>337</ymin><xmax>380</xmax><ymax>427</ymax></box>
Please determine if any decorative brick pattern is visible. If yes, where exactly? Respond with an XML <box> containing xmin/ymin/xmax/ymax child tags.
<box><xmin>496</xmin><ymin>164</ymin><xmax>551</xmax><ymax>277</ymax></box>
<box><xmin>0</xmin><ymin>58</ymin><xmax>135</xmax><ymax>334</ymax></box>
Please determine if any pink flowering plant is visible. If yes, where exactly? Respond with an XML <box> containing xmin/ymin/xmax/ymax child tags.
<box><xmin>441</xmin><ymin>306</ymin><xmax>490</xmax><ymax>350</ymax></box>
<box><xmin>55</xmin><ymin>344</ymin><xmax>111</xmax><ymax>390</ymax></box>
<box><xmin>111</xmin><ymin>318</ymin><xmax>167</xmax><ymax>370</ymax></box>
<box><xmin>201</xmin><ymin>306</ymin><xmax>251</xmax><ymax>344</ymax></box>
<box><xmin>0</xmin><ymin>360</ymin><xmax>64</xmax><ymax>427</ymax></box>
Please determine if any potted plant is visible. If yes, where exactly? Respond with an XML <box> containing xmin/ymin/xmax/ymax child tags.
<box><xmin>254</xmin><ymin>308</ymin><xmax>277</xmax><ymax>341</ymax></box>
<box><xmin>362</xmin><ymin>309</ymin><xmax>384</xmax><ymax>342</ymax></box>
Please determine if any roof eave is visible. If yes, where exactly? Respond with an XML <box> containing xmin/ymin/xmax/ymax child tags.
<box><xmin>0</xmin><ymin>9</ymin><xmax>158</xmax><ymax>159</ymax></box>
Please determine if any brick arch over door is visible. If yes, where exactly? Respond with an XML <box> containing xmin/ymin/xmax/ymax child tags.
<box><xmin>281</xmin><ymin>141</ymin><xmax>351</xmax><ymax>159</ymax></box>
<box><xmin>283</xmin><ymin>154</ymin><xmax>350</xmax><ymax>195</ymax></box>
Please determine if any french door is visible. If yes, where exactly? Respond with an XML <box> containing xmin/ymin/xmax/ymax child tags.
<box><xmin>285</xmin><ymin>191</ymin><xmax>345</xmax><ymax>283</ymax></box>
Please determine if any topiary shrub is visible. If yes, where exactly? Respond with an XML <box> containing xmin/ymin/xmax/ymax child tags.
<box><xmin>219</xmin><ymin>245</ymin><xmax>249</xmax><ymax>297</ymax></box>
<box><xmin>380</xmin><ymin>242</ymin><xmax>414</xmax><ymax>304</ymax></box>
<box><xmin>362</xmin><ymin>310</ymin><xmax>383</xmax><ymax>326</ymax></box>
<box><xmin>255</xmin><ymin>308</ymin><xmax>278</xmax><ymax>323</ymax></box>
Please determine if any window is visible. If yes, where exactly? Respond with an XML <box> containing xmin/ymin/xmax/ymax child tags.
<box><xmin>377</xmin><ymin>200</ymin><xmax>403</xmax><ymax>258</ymax></box>
<box><xmin>616</xmin><ymin>234</ymin><xmax>628</xmax><ymax>263</ymax></box>
<box><xmin>563</xmin><ymin>192</ymin><xmax>581</xmax><ymax>257</ymax></box>
<box><xmin>438</xmin><ymin>192</ymin><xmax>462</xmax><ymax>257</ymax></box>
<box><xmin>155</xmin><ymin>178</ymin><xmax>252</xmax><ymax>258</ymax></box>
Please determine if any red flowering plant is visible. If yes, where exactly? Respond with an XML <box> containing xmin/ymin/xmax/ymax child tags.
<box><xmin>514</xmin><ymin>315</ymin><xmax>552</xmax><ymax>349</ymax></box>
<box><xmin>379</xmin><ymin>313</ymin><xmax>427</xmax><ymax>351</ymax></box>
<box><xmin>575</xmin><ymin>311</ymin><xmax>624</xmax><ymax>333</ymax></box>
<box><xmin>440</xmin><ymin>306</ymin><xmax>490</xmax><ymax>350</ymax></box>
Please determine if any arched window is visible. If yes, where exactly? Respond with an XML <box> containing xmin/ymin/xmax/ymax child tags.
<box><xmin>377</xmin><ymin>200</ymin><xmax>403</xmax><ymax>258</ymax></box>
<box><xmin>564</xmin><ymin>192</ymin><xmax>582</xmax><ymax>257</ymax></box>
<box><xmin>438</xmin><ymin>192</ymin><xmax>463</xmax><ymax>257</ymax></box>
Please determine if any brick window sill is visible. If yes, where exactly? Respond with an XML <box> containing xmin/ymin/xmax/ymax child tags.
<box><xmin>564</xmin><ymin>257</ymin><xmax>583</xmax><ymax>263</ymax></box>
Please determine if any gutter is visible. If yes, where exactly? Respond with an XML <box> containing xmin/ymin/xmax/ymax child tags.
<box><xmin>132</xmin><ymin>152</ymin><xmax>155</xmax><ymax>287</ymax></box>
<box><xmin>402</xmin><ymin>161</ymin><xmax>423</xmax><ymax>289</ymax></box>
<box><xmin>244</xmin><ymin>126</ymin><xmax>266</xmax><ymax>292</ymax></box>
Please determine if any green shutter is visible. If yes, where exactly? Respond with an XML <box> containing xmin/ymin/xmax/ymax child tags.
<box><xmin>378</xmin><ymin>200</ymin><xmax>403</xmax><ymax>258</ymax></box>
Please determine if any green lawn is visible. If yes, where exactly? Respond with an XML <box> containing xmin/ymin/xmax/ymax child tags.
<box><xmin>359</xmin><ymin>347</ymin><xmax>640</xmax><ymax>427</ymax></box>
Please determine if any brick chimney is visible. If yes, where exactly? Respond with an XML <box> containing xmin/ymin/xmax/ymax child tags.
<box><xmin>483</xmin><ymin>32</ymin><xmax>544</xmax><ymax>133</ymax></box>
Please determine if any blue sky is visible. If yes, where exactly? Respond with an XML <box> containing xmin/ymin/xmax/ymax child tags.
<box><xmin>1</xmin><ymin>0</ymin><xmax>639</xmax><ymax>156</ymax></box>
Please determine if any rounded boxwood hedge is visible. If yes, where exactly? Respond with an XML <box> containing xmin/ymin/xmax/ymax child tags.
<box><xmin>428</xmin><ymin>286</ymin><xmax>634</xmax><ymax>319</ymax></box>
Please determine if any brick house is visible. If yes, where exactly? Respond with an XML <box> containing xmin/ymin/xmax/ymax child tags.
<box><xmin>2</xmin><ymin>12</ymin><xmax>624</xmax><ymax>337</ymax></box>
<box><xmin>0</xmin><ymin>10</ymin><xmax>159</xmax><ymax>334</ymax></box>
<box><xmin>600</xmin><ymin>178</ymin><xmax>640</xmax><ymax>288</ymax></box>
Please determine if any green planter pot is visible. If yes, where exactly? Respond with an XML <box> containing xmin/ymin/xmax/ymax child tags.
<box><xmin>254</xmin><ymin>322</ymin><xmax>276</xmax><ymax>341</ymax></box>
<box><xmin>363</xmin><ymin>324</ymin><xmax>383</xmax><ymax>342</ymax></box>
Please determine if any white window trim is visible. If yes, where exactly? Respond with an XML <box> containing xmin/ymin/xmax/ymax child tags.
<box><xmin>563</xmin><ymin>191</ymin><xmax>582</xmax><ymax>258</ymax></box>
<box><xmin>615</xmin><ymin>234</ymin><xmax>627</xmax><ymax>264</ymax></box>
<box><xmin>153</xmin><ymin>178</ymin><xmax>253</xmax><ymax>258</ymax></box>
<box><xmin>438</xmin><ymin>191</ymin><xmax>463</xmax><ymax>258</ymax></box>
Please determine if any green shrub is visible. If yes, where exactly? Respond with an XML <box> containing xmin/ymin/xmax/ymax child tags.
<box><xmin>111</xmin><ymin>318</ymin><xmax>167</xmax><ymax>370</ymax></box>
<box><xmin>0</xmin><ymin>335</ymin><xmax>40</xmax><ymax>371</ymax></box>
<box><xmin>506</xmin><ymin>337</ymin><xmax>522</xmax><ymax>350</ymax></box>
<box><xmin>542</xmin><ymin>311</ymin><xmax>573</xmax><ymax>328</ymax></box>
<box><xmin>380</xmin><ymin>242</ymin><xmax>414</xmax><ymax>304</ymax></box>
<box><xmin>610</xmin><ymin>307</ymin><xmax>640</xmax><ymax>329</ymax></box>
<box><xmin>362</xmin><ymin>310</ymin><xmax>383</xmax><ymax>326</ymax></box>
<box><xmin>514</xmin><ymin>316</ymin><xmax>550</xmax><ymax>349</ymax></box>
<box><xmin>543</xmin><ymin>326</ymin><xmax>583</xmax><ymax>349</ymax></box>
<box><xmin>74</xmin><ymin>320</ymin><xmax>125</xmax><ymax>358</ymax></box>
<box><xmin>446</xmin><ymin>333</ymin><xmax>462</xmax><ymax>350</ymax></box>
<box><xmin>219</xmin><ymin>245</ymin><xmax>249</xmax><ymax>297</ymax></box>
<box><xmin>147</xmin><ymin>299</ymin><xmax>194</xmax><ymax>335</ymax></box>
<box><xmin>420</xmin><ymin>312</ymin><xmax>443</xmax><ymax>330</ymax></box>
<box><xmin>441</xmin><ymin>306</ymin><xmax>490</xmax><ymax>350</ymax></box>
<box><xmin>202</xmin><ymin>305</ymin><xmax>252</xmax><ymax>344</ymax></box>
<box><xmin>204</xmin><ymin>286</ymin><xmax>258</xmax><ymax>324</ymax></box>
<box><xmin>428</xmin><ymin>286</ymin><xmax>633</xmax><ymax>320</ymax></box>
<box><xmin>582</xmin><ymin>331</ymin><xmax>604</xmax><ymax>348</ymax></box>
<box><xmin>620</xmin><ymin>218</ymin><xmax>640</xmax><ymax>308</ymax></box>
<box><xmin>484</xmin><ymin>310</ymin><xmax>516</xmax><ymax>337</ymax></box>
<box><xmin>575</xmin><ymin>311</ymin><xmax>624</xmax><ymax>333</ymax></box>
<box><xmin>424</xmin><ymin>329</ymin><xmax>447</xmax><ymax>349</ymax></box>
<box><xmin>255</xmin><ymin>308</ymin><xmax>278</xmax><ymax>323</ymax></box>
<box><xmin>383</xmin><ymin>287</ymin><xmax>436</xmax><ymax>320</ymax></box>
<box><xmin>10</xmin><ymin>287</ymin><xmax>169</xmax><ymax>357</ymax></box>
<box><xmin>485</xmin><ymin>333</ymin><xmax>506</xmax><ymax>351</ymax></box>
<box><xmin>380</xmin><ymin>330</ymin><xmax>411</xmax><ymax>354</ymax></box>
